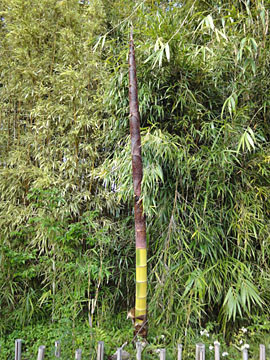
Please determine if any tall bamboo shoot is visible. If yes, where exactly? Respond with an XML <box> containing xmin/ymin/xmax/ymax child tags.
<box><xmin>128</xmin><ymin>27</ymin><xmax>147</xmax><ymax>338</ymax></box>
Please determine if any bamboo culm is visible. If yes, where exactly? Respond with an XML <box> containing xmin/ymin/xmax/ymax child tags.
<box><xmin>128</xmin><ymin>27</ymin><xmax>147</xmax><ymax>338</ymax></box>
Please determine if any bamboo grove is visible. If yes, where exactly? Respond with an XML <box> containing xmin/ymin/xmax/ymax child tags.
<box><xmin>1</xmin><ymin>0</ymin><xmax>270</xmax><ymax>345</ymax></box>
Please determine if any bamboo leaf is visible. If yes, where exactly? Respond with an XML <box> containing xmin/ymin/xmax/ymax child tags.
<box><xmin>165</xmin><ymin>43</ymin><xmax>170</xmax><ymax>62</ymax></box>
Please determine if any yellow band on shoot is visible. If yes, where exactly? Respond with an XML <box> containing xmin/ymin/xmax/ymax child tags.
<box><xmin>135</xmin><ymin>248</ymin><xmax>147</xmax><ymax>324</ymax></box>
<box><xmin>136</xmin><ymin>282</ymin><xmax>147</xmax><ymax>298</ymax></box>
<box><xmin>136</xmin><ymin>248</ymin><xmax>147</xmax><ymax>266</ymax></box>
<box><xmin>136</xmin><ymin>297</ymin><xmax>146</xmax><ymax>310</ymax></box>
<box><xmin>136</xmin><ymin>266</ymin><xmax>147</xmax><ymax>282</ymax></box>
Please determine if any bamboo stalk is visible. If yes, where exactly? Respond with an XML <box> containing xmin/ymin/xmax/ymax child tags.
<box><xmin>88</xmin><ymin>265</ymin><xmax>92</xmax><ymax>327</ymax></box>
<box><xmin>15</xmin><ymin>339</ymin><xmax>22</xmax><ymax>360</ymax></box>
<box><xmin>128</xmin><ymin>25</ymin><xmax>147</xmax><ymax>338</ymax></box>
<box><xmin>52</xmin><ymin>244</ymin><xmax>56</xmax><ymax>323</ymax></box>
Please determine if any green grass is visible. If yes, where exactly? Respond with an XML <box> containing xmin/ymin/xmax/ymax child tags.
<box><xmin>1</xmin><ymin>313</ymin><xmax>270</xmax><ymax>360</ymax></box>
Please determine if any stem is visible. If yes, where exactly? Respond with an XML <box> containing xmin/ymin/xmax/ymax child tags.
<box><xmin>128</xmin><ymin>26</ymin><xmax>147</xmax><ymax>337</ymax></box>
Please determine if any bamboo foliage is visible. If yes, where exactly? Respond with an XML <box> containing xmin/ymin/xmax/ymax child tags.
<box><xmin>0</xmin><ymin>0</ymin><xmax>134</xmax><ymax>334</ymax></box>
<box><xmin>0</xmin><ymin>0</ymin><xmax>270</xmax><ymax>341</ymax></box>
<box><xmin>98</xmin><ymin>0</ymin><xmax>270</xmax><ymax>336</ymax></box>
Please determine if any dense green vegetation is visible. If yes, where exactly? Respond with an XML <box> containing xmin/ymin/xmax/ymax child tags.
<box><xmin>1</xmin><ymin>0</ymin><xmax>270</xmax><ymax>357</ymax></box>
